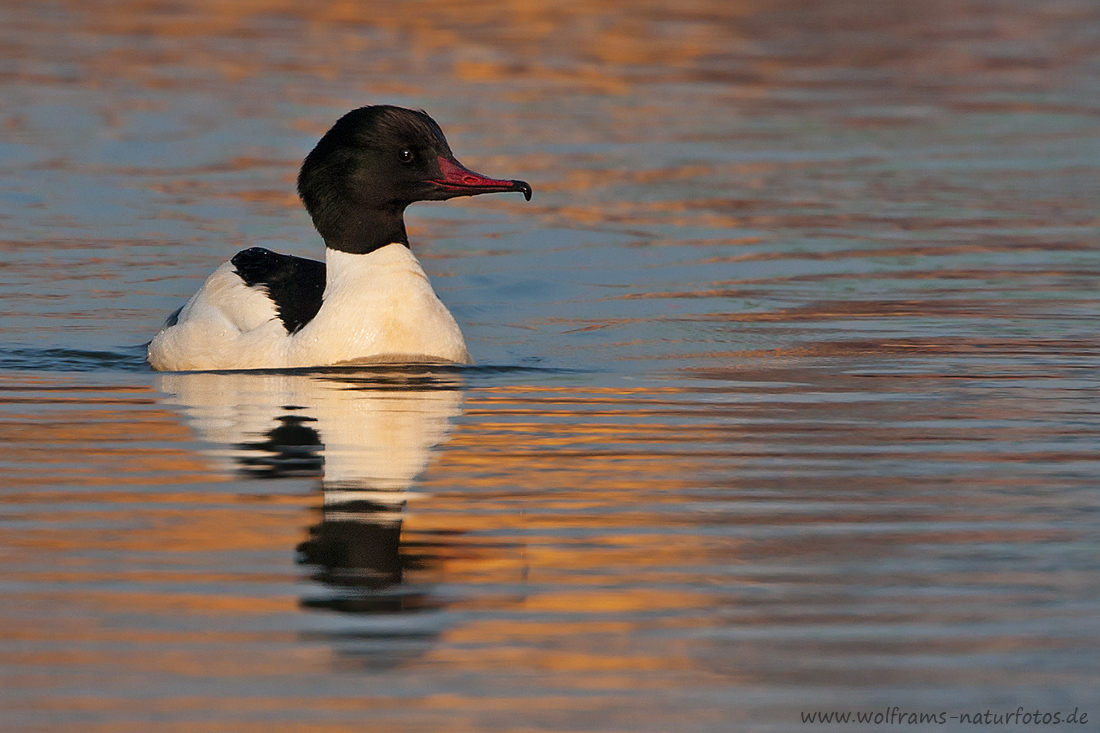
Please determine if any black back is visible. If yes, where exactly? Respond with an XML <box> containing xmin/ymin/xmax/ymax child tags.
<box><xmin>231</xmin><ymin>247</ymin><xmax>326</xmax><ymax>334</ymax></box>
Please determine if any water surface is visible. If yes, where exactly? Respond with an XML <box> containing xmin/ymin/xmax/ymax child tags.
<box><xmin>2</xmin><ymin>0</ymin><xmax>1099</xmax><ymax>730</ymax></box>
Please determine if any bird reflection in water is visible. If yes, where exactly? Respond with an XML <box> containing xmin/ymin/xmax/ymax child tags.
<box><xmin>156</xmin><ymin>368</ymin><xmax>464</xmax><ymax>617</ymax></box>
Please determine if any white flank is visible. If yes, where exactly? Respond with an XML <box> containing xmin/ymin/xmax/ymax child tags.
<box><xmin>147</xmin><ymin>243</ymin><xmax>469</xmax><ymax>371</ymax></box>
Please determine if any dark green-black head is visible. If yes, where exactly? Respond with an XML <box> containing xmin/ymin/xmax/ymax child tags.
<box><xmin>297</xmin><ymin>105</ymin><xmax>532</xmax><ymax>254</ymax></box>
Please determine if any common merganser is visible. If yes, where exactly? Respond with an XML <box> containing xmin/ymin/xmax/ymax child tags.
<box><xmin>147</xmin><ymin>105</ymin><xmax>531</xmax><ymax>371</ymax></box>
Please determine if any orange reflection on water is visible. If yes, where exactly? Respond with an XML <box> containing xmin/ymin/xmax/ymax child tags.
<box><xmin>0</xmin><ymin>378</ymin><xmax>214</xmax><ymax>488</ymax></box>
<box><xmin>2</xmin><ymin>358</ymin><xmax>1095</xmax><ymax>729</ymax></box>
<box><xmin>2</xmin><ymin>0</ymin><xmax>1099</xmax><ymax>727</ymax></box>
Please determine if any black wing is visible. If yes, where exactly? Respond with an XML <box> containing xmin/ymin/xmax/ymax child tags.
<box><xmin>231</xmin><ymin>247</ymin><xmax>326</xmax><ymax>334</ymax></box>
<box><xmin>163</xmin><ymin>305</ymin><xmax>183</xmax><ymax>327</ymax></box>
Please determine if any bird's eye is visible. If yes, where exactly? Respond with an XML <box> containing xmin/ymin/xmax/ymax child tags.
<box><xmin>399</xmin><ymin>149</ymin><xmax>414</xmax><ymax>164</ymax></box>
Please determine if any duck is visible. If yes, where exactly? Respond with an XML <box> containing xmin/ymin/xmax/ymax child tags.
<box><xmin>147</xmin><ymin>105</ymin><xmax>531</xmax><ymax>371</ymax></box>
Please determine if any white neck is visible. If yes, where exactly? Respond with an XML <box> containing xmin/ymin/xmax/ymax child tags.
<box><xmin>324</xmin><ymin>242</ymin><xmax>411</xmax><ymax>292</ymax></box>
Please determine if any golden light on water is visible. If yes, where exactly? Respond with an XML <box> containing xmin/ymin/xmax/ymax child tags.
<box><xmin>2</xmin><ymin>0</ymin><xmax>1100</xmax><ymax>728</ymax></box>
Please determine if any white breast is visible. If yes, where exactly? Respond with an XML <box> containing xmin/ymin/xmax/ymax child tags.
<box><xmin>289</xmin><ymin>245</ymin><xmax>469</xmax><ymax>367</ymax></box>
<box><xmin>147</xmin><ymin>243</ymin><xmax>469</xmax><ymax>371</ymax></box>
